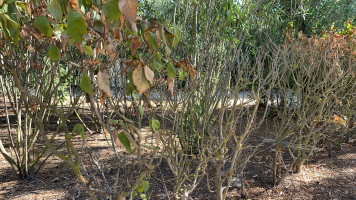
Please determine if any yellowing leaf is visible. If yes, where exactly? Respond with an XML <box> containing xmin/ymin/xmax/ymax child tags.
<box><xmin>132</xmin><ymin>63</ymin><xmax>151</xmax><ymax>94</ymax></box>
<box><xmin>167</xmin><ymin>62</ymin><xmax>176</xmax><ymax>77</ymax></box>
<box><xmin>97</xmin><ymin>70</ymin><xmax>113</xmax><ymax>97</ymax></box>
<box><xmin>80</xmin><ymin>71</ymin><xmax>94</xmax><ymax>95</ymax></box>
<box><xmin>83</xmin><ymin>45</ymin><xmax>93</xmax><ymax>56</ymax></box>
<box><xmin>118</xmin><ymin>0</ymin><xmax>138</xmax><ymax>24</ymax></box>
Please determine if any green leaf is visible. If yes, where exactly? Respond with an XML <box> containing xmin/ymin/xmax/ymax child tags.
<box><xmin>33</xmin><ymin>16</ymin><xmax>52</xmax><ymax>38</ymax></box>
<box><xmin>102</xmin><ymin>0</ymin><xmax>121</xmax><ymax>22</ymax></box>
<box><xmin>48</xmin><ymin>0</ymin><xmax>62</xmax><ymax>22</ymax></box>
<box><xmin>109</xmin><ymin>119</ymin><xmax>119</xmax><ymax>124</ymax></box>
<box><xmin>178</xmin><ymin>68</ymin><xmax>184</xmax><ymax>81</ymax></box>
<box><xmin>153</xmin><ymin>52</ymin><xmax>161</xmax><ymax>63</ymax></box>
<box><xmin>132</xmin><ymin>191</ymin><xmax>137</xmax><ymax>199</ymax></box>
<box><xmin>148</xmin><ymin>32</ymin><xmax>158</xmax><ymax>50</ymax></box>
<box><xmin>119</xmin><ymin>121</ymin><xmax>126</xmax><ymax>127</ymax></box>
<box><xmin>140</xmin><ymin>181</ymin><xmax>149</xmax><ymax>192</ymax></box>
<box><xmin>136</xmin><ymin>185</ymin><xmax>143</xmax><ymax>193</ymax></box>
<box><xmin>68</xmin><ymin>39</ymin><xmax>75</xmax><ymax>47</ymax></box>
<box><xmin>82</xmin><ymin>0</ymin><xmax>92</xmax><ymax>8</ymax></box>
<box><xmin>172</xmin><ymin>24</ymin><xmax>181</xmax><ymax>47</ymax></box>
<box><xmin>93</xmin><ymin>20</ymin><xmax>104</xmax><ymax>34</ymax></box>
<box><xmin>80</xmin><ymin>71</ymin><xmax>94</xmax><ymax>95</ymax></box>
<box><xmin>83</xmin><ymin>45</ymin><xmax>93</xmax><ymax>56</ymax></box>
<box><xmin>48</xmin><ymin>46</ymin><xmax>60</xmax><ymax>61</ymax></box>
<box><xmin>147</xmin><ymin>172</ymin><xmax>151</xmax><ymax>179</ymax></box>
<box><xmin>67</xmin><ymin>11</ymin><xmax>87</xmax><ymax>44</ymax></box>
<box><xmin>132</xmin><ymin>90</ymin><xmax>138</xmax><ymax>102</ymax></box>
<box><xmin>153</xmin><ymin>60</ymin><xmax>162</xmax><ymax>71</ymax></box>
<box><xmin>126</xmin><ymin>69</ymin><xmax>135</xmax><ymax>95</ymax></box>
<box><xmin>140</xmin><ymin>194</ymin><xmax>147</xmax><ymax>200</ymax></box>
<box><xmin>167</xmin><ymin>62</ymin><xmax>176</xmax><ymax>77</ymax></box>
<box><xmin>118</xmin><ymin>132</ymin><xmax>131</xmax><ymax>153</ymax></box>
<box><xmin>138</xmin><ymin>105</ymin><xmax>144</xmax><ymax>117</ymax></box>
<box><xmin>73</xmin><ymin>124</ymin><xmax>85</xmax><ymax>140</ymax></box>
<box><xmin>149</xmin><ymin>118</ymin><xmax>160</xmax><ymax>132</ymax></box>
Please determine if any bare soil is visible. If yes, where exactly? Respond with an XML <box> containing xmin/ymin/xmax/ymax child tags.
<box><xmin>1</xmin><ymin>104</ymin><xmax>356</xmax><ymax>200</ymax></box>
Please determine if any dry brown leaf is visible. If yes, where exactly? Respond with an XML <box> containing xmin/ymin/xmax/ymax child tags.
<box><xmin>68</xmin><ymin>0</ymin><xmax>78</xmax><ymax>10</ymax></box>
<box><xmin>144</xmin><ymin>65</ymin><xmax>154</xmax><ymax>86</ymax></box>
<box><xmin>113</xmin><ymin>130</ymin><xmax>121</xmax><ymax>147</ymax></box>
<box><xmin>108</xmin><ymin>43</ymin><xmax>116</xmax><ymax>55</ymax></box>
<box><xmin>130</xmin><ymin>125</ymin><xmax>144</xmax><ymax>139</ymax></box>
<box><xmin>131</xmin><ymin>22</ymin><xmax>138</xmax><ymax>33</ymax></box>
<box><xmin>61</xmin><ymin>34</ymin><xmax>69</xmax><ymax>50</ymax></box>
<box><xmin>100</xmin><ymin>92</ymin><xmax>107</xmax><ymax>105</ymax></box>
<box><xmin>130</xmin><ymin>38</ymin><xmax>141</xmax><ymax>55</ymax></box>
<box><xmin>167</xmin><ymin>76</ymin><xmax>174</xmax><ymax>96</ymax></box>
<box><xmin>187</xmin><ymin>60</ymin><xmax>196</xmax><ymax>78</ymax></box>
<box><xmin>132</xmin><ymin>63</ymin><xmax>151</xmax><ymax>94</ymax></box>
<box><xmin>74</xmin><ymin>42</ymin><xmax>84</xmax><ymax>54</ymax></box>
<box><xmin>0</xmin><ymin>0</ymin><xmax>3</xmax><ymax>7</ymax></box>
<box><xmin>97</xmin><ymin>48</ymin><xmax>106</xmax><ymax>56</ymax></box>
<box><xmin>112</xmin><ymin>26</ymin><xmax>122</xmax><ymax>41</ymax></box>
<box><xmin>123</xmin><ymin>129</ymin><xmax>139</xmax><ymax>148</ymax></box>
<box><xmin>97</xmin><ymin>70</ymin><xmax>112</xmax><ymax>97</ymax></box>
<box><xmin>173</xmin><ymin>58</ymin><xmax>188</xmax><ymax>72</ymax></box>
<box><xmin>119</xmin><ymin>15</ymin><xmax>125</xmax><ymax>29</ymax></box>
<box><xmin>121</xmin><ymin>60</ymin><xmax>137</xmax><ymax>72</ymax></box>
<box><xmin>118</xmin><ymin>0</ymin><xmax>138</xmax><ymax>24</ymax></box>
<box><xmin>26</xmin><ymin>45</ymin><xmax>35</xmax><ymax>53</ymax></box>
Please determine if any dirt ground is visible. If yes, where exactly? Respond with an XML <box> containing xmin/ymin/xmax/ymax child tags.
<box><xmin>1</xmin><ymin>105</ymin><xmax>356</xmax><ymax>200</ymax></box>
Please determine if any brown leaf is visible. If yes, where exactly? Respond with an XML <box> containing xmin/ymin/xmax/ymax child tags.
<box><xmin>167</xmin><ymin>76</ymin><xmax>174</xmax><ymax>96</ymax></box>
<box><xmin>132</xmin><ymin>63</ymin><xmax>151</xmax><ymax>94</ymax></box>
<box><xmin>113</xmin><ymin>130</ymin><xmax>121</xmax><ymax>147</ymax></box>
<box><xmin>100</xmin><ymin>92</ymin><xmax>107</xmax><ymax>105</ymax></box>
<box><xmin>121</xmin><ymin>60</ymin><xmax>137</xmax><ymax>72</ymax></box>
<box><xmin>144</xmin><ymin>64</ymin><xmax>154</xmax><ymax>86</ymax></box>
<box><xmin>173</xmin><ymin>58</ymin><xmax>188</xmax><ymax>72</ymax></box>
<box><xmin>130</xmin><ymin>38</ymin><xmax>141</xmax><ymax>55</ymax></box>
<box><xmin>26</xmin><ymin>46</ymin><xmax>35</xmax><ymax>53</ymax></box>
<box><xmin>60</xmin><ymin>34</ymin><xmax>69</xmax><ymax>50</ymax></box>
<box><xmin>123</xmin><ymin>129</ymin><xmax>139</xmax><ymax>148</ymax></box>
<box><xmin>68</xmin><ymin>0</ymin><xmax>78</xmax><ymax>10</ymax></box>
<box><xmin>97</xmin><ymin>70</ymin><xmax>113</xmax><ymax>98</ymax></box>
<box><xmin>74</xmin><ymin>42</ymin><xmax>84</xmax><ymax>54</ymax></box>
<box><xmin>97</xmin><ymin>48</ymin><xmax>106</xmax><ymax>56</ymax></box>
<box><xmin>130</xmin><ymin>125</ymin><xmax>144</xmax><ymax>140</ymax></box>
<box><xmin>0</xmin><ymin>0</ymin><xmax>3</xmax><ymax>7</ymax></box>
<box><xmin>131</xmin><ymin>22</ymin><xmax>138</xmax><ymax>33</ymax></box>
<box><xmin>118</xmin><ymin>0</ymin><xmax>138</xmax><ymax>24</ymax></box>
<box><xmin>187</xmin><ymin>60</ymin><xmax>196</xmax><ymax>78</ymax></box>
<box><xmin>119</xmin><ymin>15</ymin><xmax>125</xmax><ymax>29</ymax></box>
<box><xmin>112</xmin><ymin>26</ymin><xmax>122</xmax><ymax>41</ymax></box>
<box><xmin>108</xmin><ymin>43</ymin><xmax>116</xmax><ymax>55</ymax></box>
